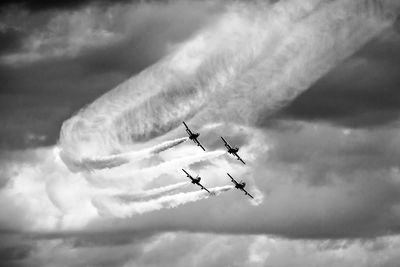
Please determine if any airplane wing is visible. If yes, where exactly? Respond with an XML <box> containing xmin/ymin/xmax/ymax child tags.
<box><xmin>227</xmin><ymin>173</ymin><xmax>238</xmax><ymax>185</ymax></box>
<box><xmin>234</xmin><ymin>153</ymin><xmax>246</xmax><ymax>164</ymax></box>
<box><xmin>221</xmin><ymin>136</ymin><xmax>228</xmax><ymax>145</ymax></box>
<box><xmin>198</xmin><ymin>183</ymin><xmax>211</xmax><ymax>193</ymax></box>
<box><xmin>221</xmin><ymin>137</ymin><xmax>231</xmax><ymax>149</ymax></box>
<box><xmin>182</xmin><ymin>121</ymin><xmax>192</xmax><ymax>135</ymax></box>
<box><xmin>182</xmin><ymin>169</ymin><xmax>192</xmax><ymax>179</ymax></box>
<box><xmin>195</xmin><ymin>139</ymin><xmax>206</xmax><ymax>151</ymax></box>
<box><xmin>240</xmin><ymin>188</ymin><xmax>254</xmax><ymax>199</ymax></box>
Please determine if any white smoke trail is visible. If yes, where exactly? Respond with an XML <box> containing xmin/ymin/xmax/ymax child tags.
<box><xmin>60</xmin><ymin>137</ymin><xmax>188</xmax><ymax>172</ymax></box>
<box><xmin>59</xmin><ymin>0</ymin><xmax>400</xmax><ymax>163</ymax></box>
<box><xmin>84</xmin><ymin>150</ymin><xmax>226</xmax><ymax>189</ymax></box>
<box><xmin>93</xmin><ymin>185</ymin><xmax>233</xmax><ymax>218</ymax></box>
<box><xmin>115</xmin><ymin>181</ymin><xmax>190</xmax><ymax>202</ymax></box>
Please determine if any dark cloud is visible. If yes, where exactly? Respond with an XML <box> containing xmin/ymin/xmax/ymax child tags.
<box><xmin>0</xmin><ymin>28</ymin><xmax>24</xmax><ymax>56</ymax></box>
<box><xmin>274</xmin><ymin>28</ymin><xmax>400</xmax><ymax>128</ymax></box>
<box><xmin>0</xmin><ymin>232</ymin><xmax>250</xmax><ymax>267</ymax></box>
<box><xmin>395</xmin><ymin>15</ymin><xmax>400</xmax><ymax>33</ymax></box>
<box><xmin>4</xmin><ymin>232</ymin><xmax>157</xmax><ymax>267</ymax></box>
<box><xmin>4</xmin><ymin>231</ymin><xmax>400</xmax><ymax>267</ymax></box>
<box><xmin>0</xmin><ymin>233</ymin><xmax>34</xmax><ymax>267</ymax></box>
<box><xmin>68</xmin><ymin>232</ymin><xmax>152</xmax><ymax>248</ymax></box>
<box><xmin>0</xmin><ymin>246</ymin><xmax>30</xmax><ymax>262</ymax></box>
<box><xmin>0</xmin><ymin>62</ymin><xmax>128</xmax><ymax>148</ymax></box>
<box><xmin>0</xmin><ymin>0</ymin><xmax>134</xmax><ymax>11</ymax></box>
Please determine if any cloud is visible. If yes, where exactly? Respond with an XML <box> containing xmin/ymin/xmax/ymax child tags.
<box><xmin>57</xmin><ymin>121</ymin><xmax>397</xmax><ymax>240</ymax></box>
<box><xmin>276</xmin><ymin>27</ymin><xmax>400</xmax><ymax>128</ymax></box>
<box><xmin>0</xmin><ymin>0</ymin><xmax>217</xmax><ymax>149</ymax></box>
<box><xmin>2</xmin><ymin>121</ymin><xmax>400</xmax><ymax>241</ymax></box>
<box><xmin>6</xmin><ymin>232</ymin><xmax>400</xmax><ymax>267</ymax></box>
<box><xmin>0</xmin><ymin>27</ymin><xmax>24</xmax><ymax>55</ymax></box>
<box><xmin>251</xmin><ymin>121</ymin><xmax>400</xmax><ymax>238</ymax></box>
<box><xmin>1</xmin><ymin>1</ymin><xmax>220</xmax><ymax>66</ymax></box>
<box><xmin>0</xmin><ymin>0</ymin><xmax>134</xmax><ymax>12</ymax></box>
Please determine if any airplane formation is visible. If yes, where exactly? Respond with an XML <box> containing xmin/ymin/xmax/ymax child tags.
<box><xmin>182</xmin><ymin>121</ymin><xmax>254</xmax><ymax>199</ymax></box>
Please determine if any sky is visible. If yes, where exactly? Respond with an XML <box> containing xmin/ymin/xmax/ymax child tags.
<box><xmin>1</xmin><ymin>0</ymin><xmax>400</xmax><ymax>266</ymax></box>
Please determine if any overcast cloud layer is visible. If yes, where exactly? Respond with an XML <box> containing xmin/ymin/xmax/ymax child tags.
<box><xmin>1</xmin><ymin>0</ymin><xmax>400</xmax><ymax>266</ymax></box>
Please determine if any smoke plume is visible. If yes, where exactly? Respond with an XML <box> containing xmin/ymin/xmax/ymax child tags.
<box><xmin>93</xmin><ymin>185</ymin><xmax>234</xmax><ymax>217</ymax></box>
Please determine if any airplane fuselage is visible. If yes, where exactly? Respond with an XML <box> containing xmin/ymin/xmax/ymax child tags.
<box><xmin>192</xmin><ymin>177</ymin><xmax>201</xmax><ymax>184</ymax></box>
<box><xmin>235</xmin><ymin>182</ymin><xmax>246</xmax><ymax>189</ymax></box>
<box><xmin>189</xmin><ymin>133</ymin><xmax>200</xmax><ymax>140</ymax></box>
<box><xmin>228</xmin><ymin>147</ymin><xmax>239</xmax><ymax>154</ymax></box>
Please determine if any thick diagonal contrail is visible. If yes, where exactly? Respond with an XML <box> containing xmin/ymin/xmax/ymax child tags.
<box><xmin>59</xmin><ymin>0</ymin><xmax>400</xmax><ymax>163</ymax></box>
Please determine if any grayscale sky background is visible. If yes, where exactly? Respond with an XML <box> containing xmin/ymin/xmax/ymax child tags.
<box><xmin>1</xmin><ymin>0</ymin><xmax>400</xmax><ymax>266</ymax></box>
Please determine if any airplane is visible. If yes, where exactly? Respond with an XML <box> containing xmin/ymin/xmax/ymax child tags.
<box><xmin>183</xmin><ymin>121</ymin><xmax>206</xmax><ymax>151</ymax></box>
<box><xmin>227</xmin><ymin>173</ymin><xmax>254</xmax><ymax>199</ymax></box>
<box><xmin>221</xmin><ymin>136</ymin><xmax>245</xmax><ymax>164</ymax></box>
<box><xmin>182</xmin><ymin>169</ymin><xmax>211</xmax><ymax>193</ymax></box>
